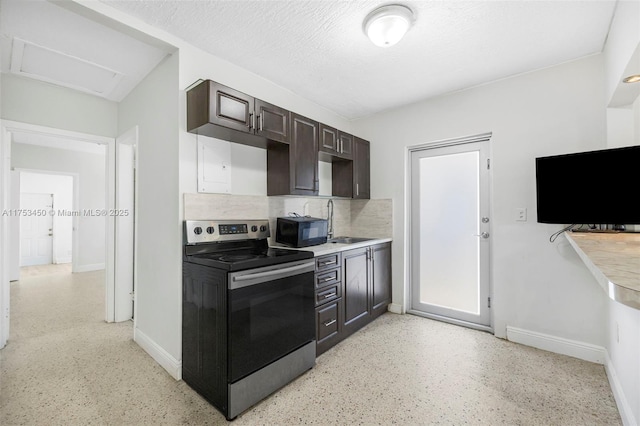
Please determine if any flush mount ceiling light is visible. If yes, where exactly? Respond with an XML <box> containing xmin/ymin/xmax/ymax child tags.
<box><xmin>363</xmin><ymin>4</ymin><xmax>414</xmax><ymax>47</ymax></box>
<box><xmin>622</xmin><ymin>74</ymin><xmax>640</xmax><ymax>83</ymax></box>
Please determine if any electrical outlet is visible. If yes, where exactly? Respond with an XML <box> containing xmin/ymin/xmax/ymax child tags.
<box><xmin>515</xmin><ymin>208</ymin><xmax>527</xmax><ymax>222</ymax></box>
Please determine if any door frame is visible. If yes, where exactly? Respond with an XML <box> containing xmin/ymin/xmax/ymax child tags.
<box><xmin>0</xmin><ymin>120</ymin><xmax>135</xmax><ymax>348</ymax></box>
<box><xmin>115</xmin><ymin>126</ymin><xmax>138</xmax><ymax>323</ymax></box>
<box><xmin>14</xmin><ymin>169</ymin><xmax>79</xmax><ymax>269</ymax></box>
<box><xmin>405</xmin><ymin>132</ymin><xmax>494</xmax><ymax>333</ymax></box>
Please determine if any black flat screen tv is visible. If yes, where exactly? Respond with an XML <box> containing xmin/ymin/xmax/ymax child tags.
<box><xmin>535</xmin><ymin>145</ymin><xmax>640</xmax><ymax>225</ymax></box>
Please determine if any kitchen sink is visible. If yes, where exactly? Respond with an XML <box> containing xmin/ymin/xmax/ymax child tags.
<box><xmin>328</xmin><ymin>236</ymin><xmax>375</xmax><ymax>244</ymax></box>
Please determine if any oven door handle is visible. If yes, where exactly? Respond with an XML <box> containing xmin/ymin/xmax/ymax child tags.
<box><xmin>229</xmin><ymin>260</ymin><xmax>315</xmax><ymax>289</ymax></box>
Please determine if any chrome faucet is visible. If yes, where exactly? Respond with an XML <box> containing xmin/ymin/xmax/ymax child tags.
<box><xmin>327</xmin><ymin>199</ymin><xmax>334</xmax><ymax>239</ymax></box>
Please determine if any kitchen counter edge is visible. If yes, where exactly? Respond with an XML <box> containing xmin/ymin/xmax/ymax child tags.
<box><xmin>565</xmin><ymin>231</ymin><xmax>640</xmax><ymax>311</ymax></box>
<box><xmin>272</xmin><ymin>238</ymin><xmax>392</xmax><ymax>257</ymax></box>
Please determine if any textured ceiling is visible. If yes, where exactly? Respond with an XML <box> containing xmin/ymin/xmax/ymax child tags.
<box><xmin>101</xmin><ymin>0</ymin><xmax>618</xmax><ymax>119</ymax></box>
<box><xmin>0</xmin><ymin>0</ymin><xmax>171</xmax><ymax>102</ymax></box>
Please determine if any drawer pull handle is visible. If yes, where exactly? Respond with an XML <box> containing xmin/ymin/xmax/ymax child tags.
<box><xmin>323</xmin><ymin>293</ymin><xmax>336</xmax><ymax>299</ymax></box>
<box><xmin>321</xmin><ymin>260</ymin><xmax>337</xmax><ymax>266</ymax></box>
<box><xmin>322</xmin><ymin>277</ymin><xmax>334</xmax><ymax>282</ymax></box>
<box><xmin>323</xmin><ymin>319</ymin><xmax>337</xmax><ymax>327</ymax></box>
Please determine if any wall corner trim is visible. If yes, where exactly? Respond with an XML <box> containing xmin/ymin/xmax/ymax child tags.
<box><xmin>134</xmin><ymin>327</ymin><xmax>182</xmax><ymax>381</ymax></box>
<box><xmin>506</xmin><ymin>326</ymin><xmax>606</xmax><ymax>364</ymax></box>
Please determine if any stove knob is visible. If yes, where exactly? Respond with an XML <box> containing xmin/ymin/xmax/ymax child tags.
<box><xmin>193</xmin><ymin>226</ymin><xmax>203</xmax><ymax>235</ymax></box>
<box><xmin>206</xmin><ymin>226</ymin><xmax>215</xmax><ymax>234</ymax></box>
<box><xmin>260</xmin><ymin>225</ymin><xmax>267</xmax><ymax>232</ymax></box>
<box><xmin>251</xmin><ymin>225</ymin><xmax>258</xmax><ymax>232</ymax></box>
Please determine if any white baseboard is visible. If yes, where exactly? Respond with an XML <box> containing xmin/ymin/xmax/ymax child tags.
<box><xmin>506</xmin><ymin>326</ymin><xmax>606</xmax><ymax>364</ymax></box>
<box><xmin>74</xmin><ymin>263</ymin><xmax>105</xmax><ymax>273</ymax></box>
<box><xmin>604</xmin><ymin>350</ymin><xmax>636</xmax><ymax>426</ymax></box>
<box><xmin>388</xmin><ymin>303</ymin><xmax>403</xmax><ymax>314</ymax></box>
<box><xmin>54</xmin><ymin>257</ymin><xmax>72</xmax><ymax>264</ymax></box>
<box><xmin>134</xmin><ymin>327</ymin><xmax>182</xmax><ymax>380</ymax></box>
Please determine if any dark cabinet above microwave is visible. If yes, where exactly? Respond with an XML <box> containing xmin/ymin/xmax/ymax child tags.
<box><xmin>187</xmin><ymin>80</ymin><xmax>290</xmax><ymax>147</ymax></box>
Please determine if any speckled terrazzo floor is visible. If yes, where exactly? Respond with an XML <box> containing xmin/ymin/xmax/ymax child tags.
<box><xmin>1</xmin><ymin>265</ymin><xmax>621</xmax><ymax>425</ymax></box>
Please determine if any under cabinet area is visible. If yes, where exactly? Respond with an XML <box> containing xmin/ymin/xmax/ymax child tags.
<box><xmin>314</xmin><ymin>242</ymin><xmax>392</xmax><ymax>356</ymax></box>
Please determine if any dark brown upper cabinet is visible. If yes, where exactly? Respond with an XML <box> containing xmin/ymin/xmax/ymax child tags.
<box><xmin>267</xmin><ymin>113</ymin><xmax>319</xmax><ymax>196</ymax></box>
<box><xmin>331</xmin><ymin>137</ymin><xmax>370</xmax><ymax>199</ymax></box>
<box><xmin>319</xmin><ymin>124</ymin><xmax>353</xmax><ymax>160</ymax></box>
<box><xmin>255</xmin><ymin>99</ymin><xmax>290</xmax><ymax>143</ymax></box>
<box><xmin>353</xmin><ymin>137</ymin><xmax>370</xmax><ymax>199</ymax></box>
<box><xmin>187</xmin><ymin>80</ymin><xmax>290</xmax><ymax>148</ymax></box>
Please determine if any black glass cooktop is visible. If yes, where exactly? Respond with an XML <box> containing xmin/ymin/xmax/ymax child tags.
<box><xmin>185</xmin><ymin>244</ymin><xmax>313</xmax><ymax>271</ymax></box>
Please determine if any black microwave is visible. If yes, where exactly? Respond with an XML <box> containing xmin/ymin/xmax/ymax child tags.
<box><xmin>276</xmin><ymin>217</ymin><xmax>328</xmax><ymax>248</ymax></box>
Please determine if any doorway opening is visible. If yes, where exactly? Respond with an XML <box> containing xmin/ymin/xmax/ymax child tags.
<box><xmin>407</xmin><ymin>133</ymin><xmax>492</xmax><ymax>332</ymax></box>
<box><xmin>0</xmin><ymin>120</ymin><xmax>137</xmax><ymax>348</ymax></box>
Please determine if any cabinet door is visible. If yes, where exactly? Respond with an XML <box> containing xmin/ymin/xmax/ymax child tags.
<box><xmin>342</xmin><ymin>247</ymin><xmax>370</xmax><ymax>332</ymax></box>
<box><xmin>337</xmin><ymin>131</ymin><xmax>353</xmax><ymax>159</ymax></box>
<box><xmin>290</xmin><ymin>113</ymin><xmax>319</xmax><ymax>195</ymax></box>
<box><xmin>371</xmin><ymin>243</ymin><xmax>391</xmax><ymax>317</ymax></box>
<box><xmin>353</xmin><ymin>137</ymin><xmax>370</xmax><ymax>199</ymax></box>
<box><xmin>255</xmin><ymin>99</ymin><xmax>290</xmax><ymax>144</ymax></box>
<box><xmin>209</xmin><ymin>81</ymin><xmax>255</xmax><ymax>133</ymax></box>
<box><xmin>319</xmin><ymin>123</ymin><xmax>339</xmax><ymax>154</ymax></box>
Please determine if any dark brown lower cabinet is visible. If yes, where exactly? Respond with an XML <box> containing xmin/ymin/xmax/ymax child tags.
<box><xmin>342</xmin><ymin>247</ymin><xmax>371</xmax><ymax>335</ymax></box>
<box><xmin>315</xmin><ymin>242</ymin><xmax>391</xmax><ymax>355</ymax></box>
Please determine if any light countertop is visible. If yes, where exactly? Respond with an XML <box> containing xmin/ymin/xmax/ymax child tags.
<box><xmin>565</xmin><ymin>231</ymin><xmax>640</xmax><ymax>310</ymax></box>
<box><xmin>271</xmin><ymin>237</ymin><xmax>392</xmax><ymax>257</ymax></box>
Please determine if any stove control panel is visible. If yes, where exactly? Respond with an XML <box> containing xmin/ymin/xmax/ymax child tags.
<box><xmin>185</xmin><ymin>220</ymin><xmax>270</xmax><ymax>244</ymax></box>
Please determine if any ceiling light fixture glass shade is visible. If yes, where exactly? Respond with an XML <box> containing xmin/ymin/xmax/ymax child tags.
<box><xmin>623</xmin><ymin>74</ymin><xmax>640</xmax><ymax>83</ymax></box>
<box><xmin>363</xmin><ymin>4</ymin><xmax>414</xmax><ymax>47</ymax></box>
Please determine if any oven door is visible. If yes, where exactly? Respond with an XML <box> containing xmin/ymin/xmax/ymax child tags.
<box><xmin>228</xmin><ymin>259</ymin><xmax>315</xmax><ymax>383</ymax></box>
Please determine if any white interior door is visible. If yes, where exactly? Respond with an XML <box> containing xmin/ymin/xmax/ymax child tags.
<box><xmin>410</xmin><ymin>138</ymin><xmax>491</xmax><ymax>329</ymax></box>
<box><xmin>114</xmin><ymin>132</ymin><xmax>136</xmax><ymax>322</ymax></box>
<box><xmin>19</xmin><ymin>193</ymin><xmax>54</xmax><ymax>267</ymax></box>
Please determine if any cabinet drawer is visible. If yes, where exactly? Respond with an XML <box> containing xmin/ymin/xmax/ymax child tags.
<box><xmin>315</xmin><ymin>268</ymin><xmax>340</xmax><ymax>289</ymax></box>
<box><xmin>315</xmin><ymin>283</ymin><xmax>341</xmax><ymax>306</ymax></box>
<box><xmin>315</xmin><ymin>253</ymin><xmax>341</xmax><ymax>272</ymax></box>
<box><xmin>316</xmin><ymin>301</ymin><xmax>339</xmax><ymax>342</ymax></box>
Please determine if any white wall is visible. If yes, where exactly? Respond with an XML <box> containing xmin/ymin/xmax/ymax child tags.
<box><xmin>0</xmin><ymin>74</ymin><xmax>118</xmax><ymax>138</ymax></box>
<box><xmin>118</xmin><ymin>53</ymin><xmax>181</xmax><ymax>371</ymax></box>
<box><xmin>11</xmin><ymin>143</ymin><xmax>106</xmax><ymax>270</ymax></box>
<box><xmin>352</xmin><ymin>54</ymin><xmax>608</xmax><ymax>347</ymax></box>
<box><xmin>602</xmin><ymin>2</ymin><xmax>640</xmax><ymax>424</ymax></box>
<box><xmin>19</xmin><ymin>171</ymin><xmax>73</xmax><ymax>264</ymax></box>
<box><xmin>603</xmin><ymin>1</ymin><xmax>640</xmax><ymax>105</ymax></box>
